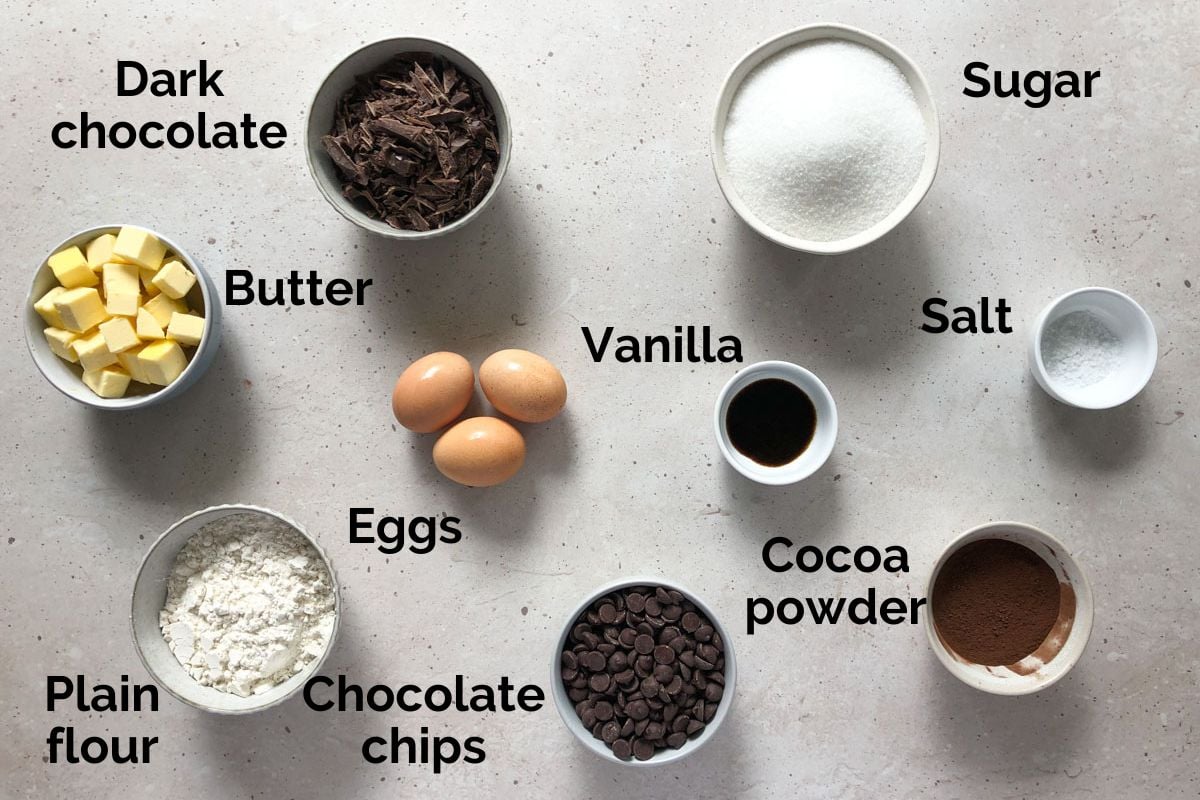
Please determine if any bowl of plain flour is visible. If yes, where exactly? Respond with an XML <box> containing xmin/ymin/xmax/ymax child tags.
<box><xmin>131</xmin><ymin>505</ymin><xmax>340</xmax><ymax>713</ymax></box>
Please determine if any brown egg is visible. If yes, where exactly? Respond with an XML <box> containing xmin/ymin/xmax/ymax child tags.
<box><xmin>391</xmin><ymin>352</ymin><xmax>474</xmax><ymax>433</ymax></box>
<box><xmin>433</xmin><ymin>417</ymin><xmax>526</xmax><ymax>487</ymax></box>
<box><xmin>478</xmin><ymin>349</ymin><xmax>567</xmax><ymax>423</ymax></box>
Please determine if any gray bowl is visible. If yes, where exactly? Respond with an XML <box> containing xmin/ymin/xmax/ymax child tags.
<box><xmin>131</xmin><ymin>505</ymin><xmax>341</xmax><ymax>714</ymax></box>
<box><xmin>305</xmin><ymin>37</ymin><xmax>511</xmax><ymax>239</ymax></box>
<box><xmin>24</xmin><ymin>224</ymin><xmax>222</xmax><ymax>410</ymax></box>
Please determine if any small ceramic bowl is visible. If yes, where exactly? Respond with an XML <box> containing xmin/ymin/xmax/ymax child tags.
<box><xmin>131</xmin><ymin>505</ymin><xmax>341</xmax><ymax>714</ymax></box>
<box><xmin>711</xmin><ymin>23</ymin><xmax>940</xmax><ymax>254</ymax></box>
<box><xmin>306</xmin><ymin>37</ymin><xmax>511</xmax><ymax>239</ymax></box>
<box><xmin>24</xmin><ymin>225</ymin><xmax>222</xmax><ymax>410</ymax></box>
<box><xmin>714</xmin><ymin>361</ymin><xmax>837</xmax><ymax>485</ymax></box>
<box><xmin>1029</xmin><ymin>287</ymin><xmax>1157</xmax><ymax>410</ymax></box>
<box><xmin>551</xmin><ymin>577</ymin><xmax>737</xmax><ymax>767</ymax></box>
<box><xmin>925</xmin><ymin>521</ymin><xmax>1093</xmax><ymax>696</ymax></box>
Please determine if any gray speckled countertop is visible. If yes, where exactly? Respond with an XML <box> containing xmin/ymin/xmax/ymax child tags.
<box><xmin>2</xmin><ymin>1</ymin><xmax>1196</xmax><ymax>797</ymax></box>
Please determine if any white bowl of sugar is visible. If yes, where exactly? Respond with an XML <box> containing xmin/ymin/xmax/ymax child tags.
<box><xmin>712</xmin><ymin>24</ymin><xmax>940</xmax><ymax>254</ymax></box>
<box><xmin>1029</xmin><ymin>287</ymin><xmax>1158</xmax><ymax>409</ymax></box>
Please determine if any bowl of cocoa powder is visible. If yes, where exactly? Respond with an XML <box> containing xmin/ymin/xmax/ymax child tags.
<box><xmin>925</xmin><ymin>521</ymin><xmax>1093</xmax><ymax>695</ymax></box>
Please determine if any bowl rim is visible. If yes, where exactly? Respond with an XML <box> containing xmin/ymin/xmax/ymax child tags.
<box><xmin>710</xmin><ymin>22</ymin><xmax>941</xmax><ymax>255</ymax></box>
<box><xmin>130</xmin><ymin>503</ymin><xmax>342</xmax><ymax>714</ymax></box>
<box><xmin>923</xmin><ymin>520</ymin><xmax>1094</xmax><ymax>696</ymax></box>
<box><xmin>713</xmin><ymin>360</ymin><xmax>838</xmax><ymax>485</ymax></box>
<box><xmin>304</xmin><ymin>36</ymin><xmax>512</xmax><ymax>240</ymax></box>
<box><xmin>550</xmin><ymin>575</ymin><xmax>737</xmax><ymax>767</ymax></box>
<box><xmin>24</xmin><ymin>223</ymin><xmax>219</xmax><ymax>410</ymax></box>
<box><xmin>1028</xmin><ymin>286</ymin><xmax>1158</xmax><ymax>410</ymax></box>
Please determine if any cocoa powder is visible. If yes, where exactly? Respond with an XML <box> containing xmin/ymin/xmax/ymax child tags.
<box><xmin>932</xmin><ymin>538</ymin><xmax>1061</xmax><ymax>666</ymax></box>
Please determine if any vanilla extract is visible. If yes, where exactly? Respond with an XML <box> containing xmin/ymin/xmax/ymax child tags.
<box><xmin>726</xmin><ymin>378</ymin><xmax>816</xmax><ymax>466</ymax></box>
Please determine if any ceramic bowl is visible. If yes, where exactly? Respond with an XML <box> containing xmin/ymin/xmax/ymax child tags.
<box><xmin>24</xmin><ymin>225</ymin><xmax>221</xmax><ymax>410</ymax></box>
<box><xmin>924</xmin><ymin>521</ymin><xmax>1093</xmax><ymax>696</ymax></box>
<box><xmin>711</xmin><ymin>23</ymin><xmax>940</xmax><ymax>254</ymax></box>
<box><xmin>551</xmin><ymin>577</ymin><xmax>736</xmax><ymax>766</ymax></box>
<box><xmin>713</xmin><ymin>360</ymin><xmax>837</xmax><ymax>485</ymax></box>
<box><xmin>306</xmin><ymin>37</ymin><xmax>511</xmax><ymax>239</ymax></box>
<box><xmin>131</xmin><ymin>505</ymin><xmax>340</xmax><ymax>714</ymax></box>
<box><xmin>1029</xmin><ymin>287</ymin><xmax>1157</xmax><ymax>409</ymax></box>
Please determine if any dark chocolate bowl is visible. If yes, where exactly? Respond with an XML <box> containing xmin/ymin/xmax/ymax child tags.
<box><xmin>551</xmin><ymin>577</ymin><xmax>737</xmax><ymax>766</ymax></box>
<box><xmin>305</xmin><ymin>37</ymin><xmax>511</xmax><ymax>239</ymax></box>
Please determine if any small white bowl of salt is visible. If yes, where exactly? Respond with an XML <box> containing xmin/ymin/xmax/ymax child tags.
<box><xmin>1029</xmin><ymin>287</ymin><xmax>1157</xmax><ymax>410</ymax></box>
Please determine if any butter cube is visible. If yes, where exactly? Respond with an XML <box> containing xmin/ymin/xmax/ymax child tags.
<box><xmin>166</xmin><ymin>312</ymin><xmax>205</xmax><ymax>347</ymax></box>
<box><xmin>98</xmin><ymin>316</ymin><xmax>140</xmax><ymax>354</ymax></box>
<box><xmin>143</xmin><ymin>292</ymin><xmax>186</xmax><ymax>328</ymax></box>
<box><xmin>135</xmin><ymin>307</ymin><xmax>166</xmax><ymax>339</ymax></box>
<box><xmin>112</xmin><ymin>226</ymin><xmax>166</xmax><ymax>271</ymax></box>
<box><xmin>82</xmin><ymin>365</ymin><xmax>132</xmax><ymax>399</ymax></box>
<box><xmin>85</xmin><ymin>233</ymin><xmax>120</xmax><ymax>271</ymax></box>
<box><xmin>116</xmin><ymin>345</ymin><xmax>151</xmax><ymax>384</ymax></box>
<box><xmin>102</xmin><ymin>262</ymin><xmax>141</xmax><ymax>316</ymax></box>
<box><xmin>47</xmin><ymin>246</ymin><xmax>99</xmax><ymax>289</ymax></box>
<box><xmin>43</xmin><ymin>327</ymin><xmax>80</xmax><ymax>362</ymax></box>
<box><xmin>53</xmin><ymin>287</ymin><xmax>109</xmax><ymax>333</ymax></box>
<box><xmin>137</xmin><ymin>339</ymin><xmax>188</xmax><ymax>386</ymax></box>
<box><xmin>151</xmin><ymin>260</ymin><xmax>197</xmax><ymax>300</ymax></box>
<box><xmin>72</xmin><ymin>330</ymin><xmax>119</xmax><ymax>372</ymax></box>
<box><xmin>34</xmin><ymin>286</ymin><xmax>68</xmax><ymax>327</ymax></box>
<box><xmin>140</xmin><ymin>266</ymin><xmax>161</xmax><ymax>296</ymax></box>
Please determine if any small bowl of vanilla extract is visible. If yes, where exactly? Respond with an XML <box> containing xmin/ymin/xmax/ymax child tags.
<box><xmin>713</xmin><ymin>361</ymin><xmax>837</xmax><ymax>485</ymax></box>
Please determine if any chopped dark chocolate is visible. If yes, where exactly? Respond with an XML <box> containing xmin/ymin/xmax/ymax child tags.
<box><xmin>322</xmin><ymin>53</ymin><xmax>501</xmax><ymax>231</ymax></box>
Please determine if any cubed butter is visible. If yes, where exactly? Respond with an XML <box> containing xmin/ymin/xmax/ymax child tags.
<box><xmin>34</xmin><ymin>286</ymin><xmax>68</xmax><ymax>328</ymax></box>
<box><xmin>112</xmin><ymin>226</ymin><xmax>166</xmax><ymax>271</ymax></box>
<box><xmin>137</xmin><ymin>339</ymin><xmax>188</xmax><ymax>386</ymax></box>
<box><xmin>116</xmin><ymin>345</ymin><xmax>151</xmax><ymax>384</ymax></box>
<box><xmin>43</xmin><ymin>327</ymin><xmax>80</xmax><ymax>362</ymax></box>
<box><xmin>143</xmin><ymin>293</ymin><xmax>186</xmax><ymax>328</ymax></box>
<box><xmin>98</xmin><ymin>316</ymin><xmax>141</xmax><ymax>354</ymax></box>
<box><xmin>151</xmin><ymin>260</ymin><xmax>197</xmax><ymax>300</ymax></box>
<box><xmin>72</xmin><ymin>329</ymin><xmax>119</xmax><ymax>372</ymax></box>
<box><xmin>53</xmin><ymin>287</ymin><xmax>109</xmax><ymax>333</ymax></box>
<box><xmin>47</xmin><ymin>246</ymin><xmax>99</xmax><ymax>289</ymax></box>
<box><xmin>85</xmin><ymin>233</ymin><xmax>120</xmax><ymax>271</ymax></box>
<box><xmin>166</xmin><ymin>312</ymin><xmax>205</xmax><ymax>347</ymax></box>
<box><xmin>102</xmin><ymin>262</ymin><xmax>141</xmax><ymax>316</ymax></box>
<box><xmin>140</xmin><ymin>266</ymin><xmax>161</xmax><ymax>296</ymax></box>
<box><xmin>135</xmin><ymin>307</ymin><xmax>166</xmax><ymax>339</ymax></box>
<box><xmin>82</xmin><ymin>365</ymin><xmax>132</xmax><ymax>399</ymax></box>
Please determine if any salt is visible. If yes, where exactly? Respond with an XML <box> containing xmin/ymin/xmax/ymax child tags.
<box><xmin>722</xmin><ymin>39</ymin><xmax>927</xmax><ymax>242</ymax></box>
<box><xmin>1041</xmin><ymin>310</ymin><xmax>1125</xmax><ymax>388</ymax></box>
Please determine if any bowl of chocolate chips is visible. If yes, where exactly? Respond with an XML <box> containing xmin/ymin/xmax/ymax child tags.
<box><xmin>306</xmin><ymin>37</ymin><xmax>510</xmax><ymax>238</ymax></box>
<box><xmin>552</xmin><ymin>578</ymin><xmax>736</xmax><ymax>765</ymax></box>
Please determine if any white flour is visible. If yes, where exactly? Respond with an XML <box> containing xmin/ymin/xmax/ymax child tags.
<box><xmin>160</xmin><ymin>513</ymin><xmax>336</xmax><ymax>697</ymax></box>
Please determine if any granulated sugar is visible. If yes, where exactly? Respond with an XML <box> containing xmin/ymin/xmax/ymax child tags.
<box><xmin>1041</xmin><ymin>309</ymin><xmax>1125</xmax><ymax>388</ymax></box>
<box><xmin>722</xmin><ymin>39</ymin><xmax>926</xmax><ymax>242</ymax></box>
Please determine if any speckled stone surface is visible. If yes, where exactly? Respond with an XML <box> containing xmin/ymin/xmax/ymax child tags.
<box><xmin>1</xmin><ymin>1</ymin><xmax>1196</xmax><ymax>797</ymax></box>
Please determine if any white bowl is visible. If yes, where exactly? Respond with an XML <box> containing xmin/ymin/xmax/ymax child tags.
<box><xmin>713</xmin><ymin>361</ymin><xmax>837</xmax><ymax>485</ymax></box>
<box><xmin>711</xmin><ymin>23</ymin><xmax>940</xmax><ymax>254</ymax></box>
<box><xmin>131</xmin><ymin>505</ymin><xmax>341</xmax><ymax>714</ymax></box>
<box><xmin>1029</xmin><ymin>287</ymin><xmax>1157</xmax><ymax>409</ymax></box>
<box><xmin>551</xmin><ymin>577</ymin><xmax>737</xmax><ymax>767</ymax></box>
<box><xmin>924</xmin><ymin>521</ymin><xmax>1093</xmax><ymax>696</ymax></box>
<box><xmin>306</xmin><ymin>37</ymin><xmax>511</xmax><ymax>239</ymax></box>
<box><xmin>24</xmin><ymin>225</ymin><xmax>222</xmax><ymax>410</ymax></box>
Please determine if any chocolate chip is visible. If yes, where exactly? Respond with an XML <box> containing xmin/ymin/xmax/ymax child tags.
<box><xmin>560</xmin><ymin>584</ymin><xmax>727</xmax><ymax>762</ymax></box>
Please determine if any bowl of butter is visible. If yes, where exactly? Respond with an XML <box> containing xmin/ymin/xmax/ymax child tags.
<box><xmin>25</xmin><ymin>225</ymin><xmax>222</xmax><ymax>409</ymax></box>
